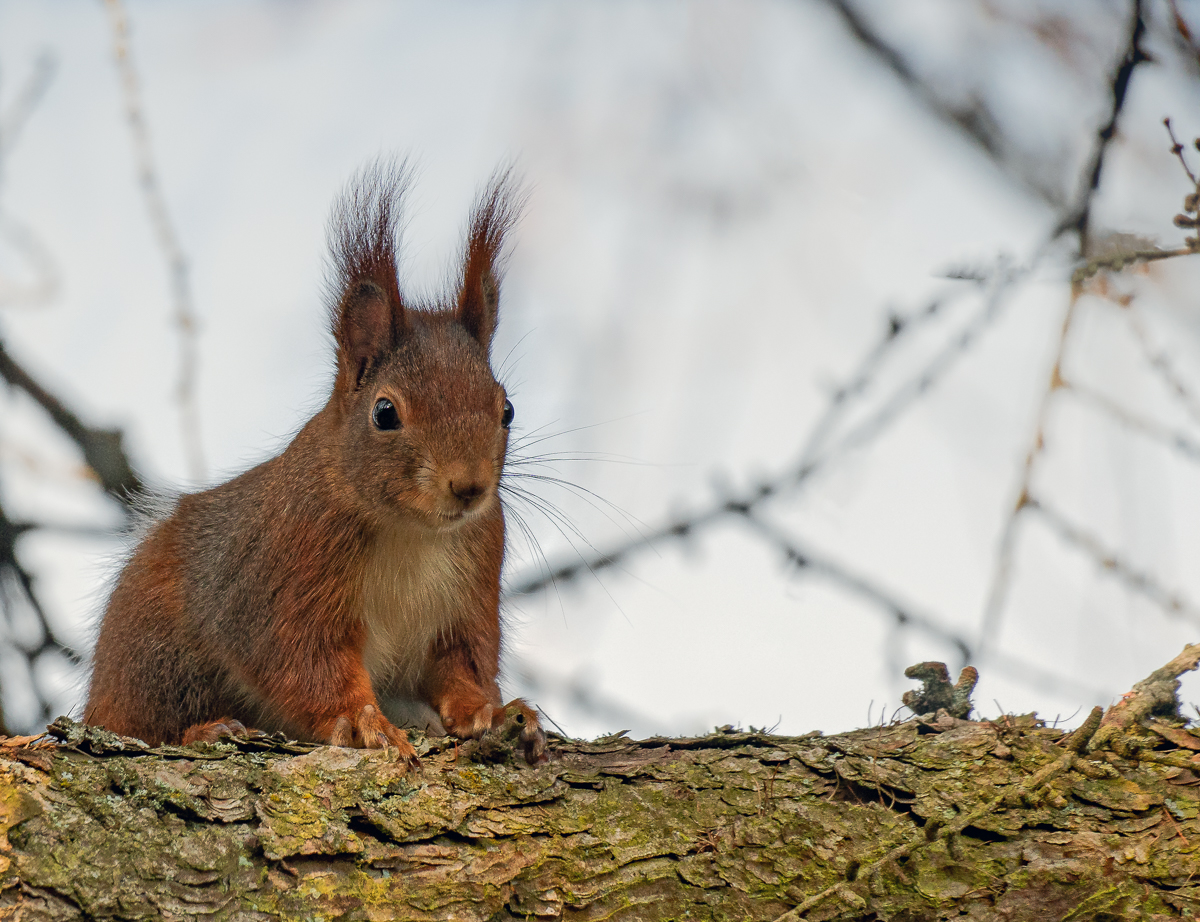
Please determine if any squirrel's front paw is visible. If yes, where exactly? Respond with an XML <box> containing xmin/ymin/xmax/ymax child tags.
<box><xmin>442</xmin><ymin>700</ymin><xmax>506</xmax><ymax>740</ymax></box>
<box><xmin>329</xmin><ymin>704</ymin><xmax>421</xmax><ymax>770</ymax></box>
<box><xmin>182</xmin><ymin>718</ymin><xmax>260</xmax><ymax>745</ymax></box>
<box><xmin>505</xmin><ymin>699</ymin><xmax>548</xmax><ymax>765</ymax></box>
<box><xmin>443</xmin><ymin>698</ymin><xmax>547</xmax><ymax>765</ymax></box>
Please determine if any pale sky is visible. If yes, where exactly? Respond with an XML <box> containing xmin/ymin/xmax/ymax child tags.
<box><xmin>1</xmin><ymin>0</ymin><xmax>1199</xmax><ymax>737</ymax></box>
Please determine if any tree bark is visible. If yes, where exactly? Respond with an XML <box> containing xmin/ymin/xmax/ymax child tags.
<box><xmin>1</xmin><ymin>650</ymin><xmax>1199</xmax><ymax>921</ymax></box>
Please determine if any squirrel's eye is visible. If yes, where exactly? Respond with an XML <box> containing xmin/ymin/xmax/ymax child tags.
<box><xmin>501</xmin><ymin>399</ymin><xmax>514</xmax><ymax>428</ymax></box>
<box><xmin>372</xmin><ymin>398</ymin><xmax>401</xmax><ymax>431</ymax></box>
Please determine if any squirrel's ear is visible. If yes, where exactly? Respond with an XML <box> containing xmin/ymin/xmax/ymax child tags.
<box><xmin>327</xmin><ymin>160</ymin><xmax>410</xmax><ymax>390</ymax></box>
<box><xmin>456</xmin><ymin>170</ymin><xmax>523</xmax><ymax>352</ymax></box>
<box><xmin>336</xmin><ymin>280</ymin><xmax>401</xmax><ymax>388</ymax></box>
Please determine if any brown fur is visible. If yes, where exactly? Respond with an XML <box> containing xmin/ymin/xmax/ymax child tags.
<box><xmin>85</xmin><ymin>162</ymin><xmax>545</xmax><ymax>766</ymax></box>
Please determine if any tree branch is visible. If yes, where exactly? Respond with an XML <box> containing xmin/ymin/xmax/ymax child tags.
<box><xmin>1053</xmin><ymin>0</ymin><xmax>1149</xmax><ymax>251</ymax></box>
<box><xmin>0</xmin><ymin>339</ymin><xmax>142</xmax><ymax>503</ymax></box>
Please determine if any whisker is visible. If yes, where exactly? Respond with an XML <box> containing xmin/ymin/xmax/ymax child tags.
<box><xmin>504</xmin><ymin>470</ymin><xmax>652</xmax><ymax>543</ymax></box>
<box><xmin>506</xmin><ymin>412</ymin><xmax>647</xmax><ymax>454</ymax></box>
<box><xmin>499</xmin><ymin>413</ymin><xmax>668</xmax><ymax>622</ymax></box>
<box><xmin>501</xmin><ymin>483</ymin><xmax>595</xmax><ymax>550</ymax></box>
<box><xmin>506</xmin><ymin>450</ymin><xmax>665</xmax><ymax>468</ymax></box>
<box><xmin>505</xmin><ymin>500</ymin><xmax>556</xmax><ymax>575</ymax></box>
<box><xmin>500</xmin><ymin>481</ymin><xmax>639</xmax><ymax>614</ymax></box>
<box><xmin>503</xmin><ymin>503</ymin><xmax>570</xmax><ymax>625</ymax></box>
<box><xmin>495</xmin><ymin>329</ymin><xmax>536</xmax><ymax>382</ymax></box>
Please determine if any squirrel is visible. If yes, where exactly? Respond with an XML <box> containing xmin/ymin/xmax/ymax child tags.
<box><xmin>84</xmin><ymin>162</ymin><xmax>546</xmax><ymax>767</ymax></box>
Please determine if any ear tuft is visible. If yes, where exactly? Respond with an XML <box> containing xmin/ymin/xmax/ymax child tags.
<box><xmin>327</xmin><ymin>159</ymin><xmax>410</xmax><ymax>389</ymax></box>
<box><xmin>456</xmin><ymin>168</ymin><xmax>525</xmax><ymax>351</ymax></box>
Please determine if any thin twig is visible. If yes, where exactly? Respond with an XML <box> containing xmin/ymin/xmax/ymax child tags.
<box><xmin>1162</xmin><ymin>117</ymin><xmax>1200</xmax><ymax>253</ymax></box>
<box><xmin>1054</xmin><ymin>0</ymin><xmax>1148</xmax><ymax>252</ymax></box>
<box><xmin>1066</xmin><ymin>378</ymin><xmax>1200</xmax><ymax>464</ymax></box>
<box><xmin>744</xmin><ymin>512</ymin><xmax>1109</xmax><ymax>703</ymax></box>
<box><xmin>1164</xmin><ymin>117</ymin><xmax>1198</xmax><ymax>185</ymax></box>
<box><xmin>1028</xmin><ymin>498</ymin><xmax>1200</xmax><ymax>628</ymax></box>
<box><xmin>980</xmin><ymin>3</ymin><xmax>1151</xmax><ymax>658</ymax></box>
<box><xmin>0</xmin><ymin>52</ymin><xmax>56</xmax><ymax>163</ymax></box>
<box><xmin>1072</xmin><ymin>246</ymin><xmax>1196</xmax><ymax>284</ymax></box>
<box><xmin>509</xmin><ymin>267</ymin><xmax>1021</xmax><ymax>597</ymax></box>
<box><xmin>104</xmin><ymin>0</ymin><xmax>206</xmax><ymax>483</ymax></box>
<box><xmin>1124</xmin><ymin>303</ymin><xmax>1200</xmax><ymax>430</ymax></box>
<box><xmin>0</xmin><ymin>339</ymin><xmax>142</xmax><ymax>502</ymax></box>
<box><xmin>819</xmin><ymin>0</ymin><xmax>1061</xmax><ymax>207</ymax></box>
<box><xmin>0</xmin><ymin>54</ymin><xmax>59</xmax><ymax>308</ymax></box>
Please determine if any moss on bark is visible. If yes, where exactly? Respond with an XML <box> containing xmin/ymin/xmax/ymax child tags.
<box><xmin>1</xmin><ymin>653</ymin><xmax>1199</xmax><ymax>921</ymax></box>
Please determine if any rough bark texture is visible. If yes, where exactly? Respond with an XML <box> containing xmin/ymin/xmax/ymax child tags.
<box><xmin>0</xmin><ymin>652</ymin><xmax>1198</xmax><ymax>921</ymax></box>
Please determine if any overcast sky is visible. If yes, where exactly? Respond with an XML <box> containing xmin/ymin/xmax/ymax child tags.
<box><xmin>1</xmin><ymin>0</ymin><xmax>1199</xmax><ymax>737</ymax></box>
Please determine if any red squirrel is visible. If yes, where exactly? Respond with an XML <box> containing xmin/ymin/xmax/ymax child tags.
<box><xmin>84</xmin><ymin>162</ymin><xmax>546</xmax><ymax>767</ymax></box>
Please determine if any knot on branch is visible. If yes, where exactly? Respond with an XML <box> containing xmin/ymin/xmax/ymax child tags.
<box><xmin>901</xmin><ymin>662</ymin><xmax>978</xmax><ymax>719</ymax></box>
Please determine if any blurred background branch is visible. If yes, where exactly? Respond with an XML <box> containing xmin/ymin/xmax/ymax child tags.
<box><xmin>822</xmin><ymin>0</ymin><xmax>1065</xmax><ymax>208</ymax></box>
<box><xmin>104</xmin><ymin>0</ymin><xmax>206</xmax><ymax>484</ymax></box>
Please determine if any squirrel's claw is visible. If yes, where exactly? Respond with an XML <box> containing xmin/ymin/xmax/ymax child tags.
<box><xmin>441</xmin><ymin>702</ymin><xmax>503</xmax><ymax>740</ymax></box>
<box><xmin>398</xmin><ymin>747</ymin><xmax>423</xmax><ymax>773</ymax></box>
<box><xmin>182</xmin><ymin>717</ymin><xmax>257</xmax><ymax>745</ymax></box>
<box><xmin>328</xmin><ymin>704</ymin><xmax>420</xmax><ymax>771</ymax></box>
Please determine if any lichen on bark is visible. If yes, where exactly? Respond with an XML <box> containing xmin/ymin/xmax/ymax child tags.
<box><xmin>0</xmin><ymin>647</ymin><xmax>1198</xmax><ymax>921</ymax></box>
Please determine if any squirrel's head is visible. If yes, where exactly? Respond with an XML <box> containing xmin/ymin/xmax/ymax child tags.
<box><xmin>325</xmin><ymin>161</ymin><xmax>521</xmax><ymax>531</ymax></box>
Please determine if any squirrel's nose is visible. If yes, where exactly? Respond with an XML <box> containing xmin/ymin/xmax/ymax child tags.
<box><xmin>442</xmin><ymin>460</ymin><xmax>493</xmax><ymax>511</ymax></box>
<box><xmin>450</xmin><ymin>480</ymin><xmax>486</xmax><ymax>505</ymax></box>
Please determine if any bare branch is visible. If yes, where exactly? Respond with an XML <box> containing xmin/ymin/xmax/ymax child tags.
<box><xmin>804</xmin><ymin>265</ymin><xmax>1026</xmax><ymax>476</ymax></box>
<box><xmin>819</xmin><ymin>0</ymin><xmax>1062</xmax><ymax>207</ymax></box>
<box><xmin>977</xmin><ymin>279</ymin><xmax>1079</xmax><ymax>660</ymax></box>
<box><xmin>0</xmin><ymin>49</ymin><xmax>115</xmax><ymax>732</ymax></box>
<box><xmin>1054</xmin><ymin>0</ymin><xmax>1149</xmax><ymax>251</ymax></box>
<box><xmin>1028</xmin><ymin>497</ymin><xmax>1200</xmax><ymax>629</ymax></box>
<box><xmin>0</xmin><ymin>492</ymin><xmax>78</xmax><ymax>728</ymax></box>
<box><xmin>742</xmin><ymin>513</ymin><xmax>1110</xmax><ymax>704</ymax></box>
<box><xmin>508</xmin><ymin>266</ymin><xmax>1022</xmax><ymax>598</ymax></box>
<box><xmin>981</xmin><ymin>7</ymin><xmax>1157</xmax><ymax>656</ymax></box>
<box><xmin>0</xmin><ymin>338</ymin><xmax>143</xmax><ymax>503</ymax></box>
<box><xmin>1066</xmin><ymin>378</ymin><xmax>1200</xmax><ymax>464</ymax></box>
<box><xmin>0</xmin><ymin>52</ymin><xmax>55</xmax><ymax>163</ymax></box>
<box><xmin>1072</xmin><ymin>245</ymin><xmax>1197</xmax><ymax>284</ymax></box>
<box><xmin>1124</xmin><ymin>303</ymin><xmax>1200</xmax><ymax>429</ymax></box>
<box><xmin>104</xmin><ymin>0</ymin><xmax>206</xmax><ymax>483</ymax></box>
<box><xmin>743</xmin><ymin>513</ymin><xmax>973</xmax><ymax>665</ymax></box>
<box><xmin>0</xmin><ymin>54</ymin><xmax>59</xmax><ymax>309</ymax></box>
